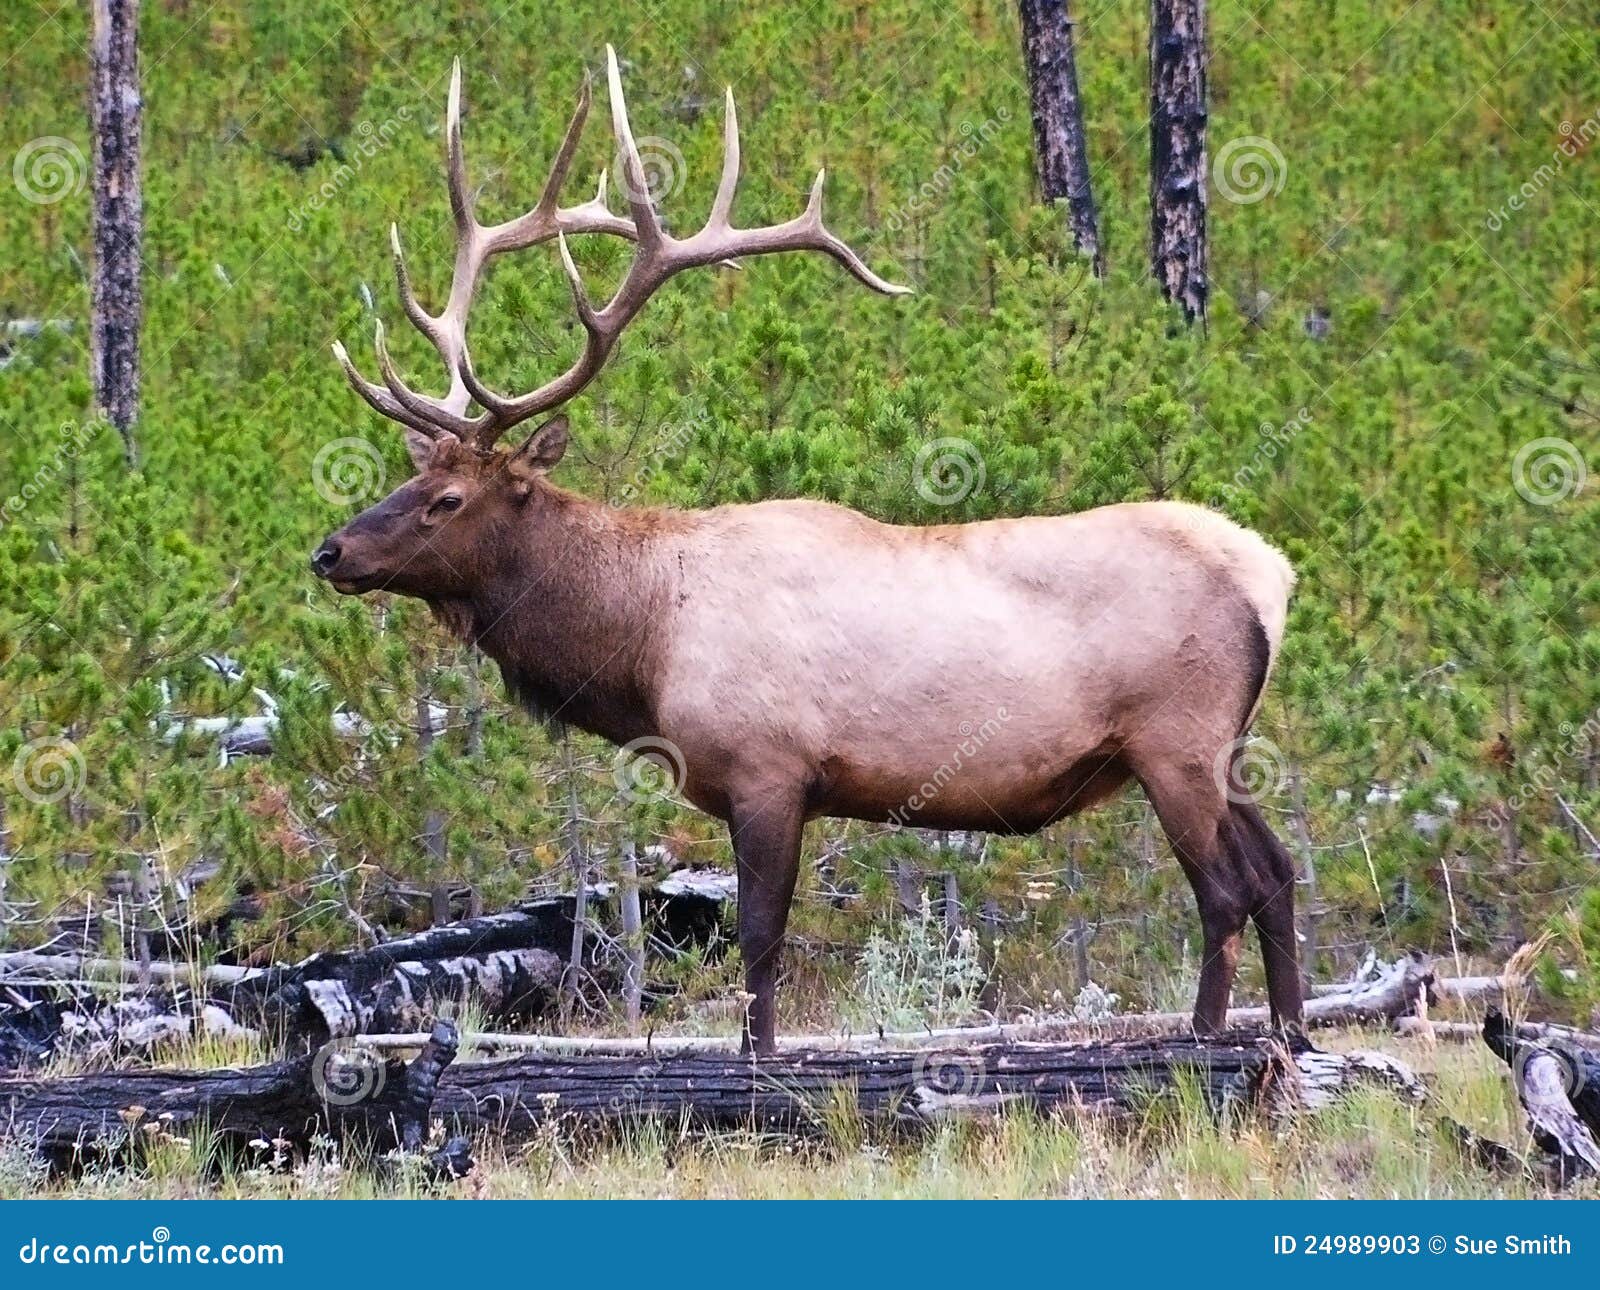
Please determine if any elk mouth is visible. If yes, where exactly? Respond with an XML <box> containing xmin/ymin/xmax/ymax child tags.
<box><xmin>328</xmin><ymin>573</ymin><xmax>386</xmax><ymax>595</ymax></box>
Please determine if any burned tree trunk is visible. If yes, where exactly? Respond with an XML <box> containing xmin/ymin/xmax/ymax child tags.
<box><xmin>1017</xmin><ymin>0</ymin><xmax>1104</xmax><ymax>274</ymax></box>
<box><xmin>0</xmin><ymin>1026</ymin><xmax>1425</xmax><ymax>1172</ymax></box>
<box><xmin>1148</xmin><ymin>0</ymin><xmax>1208</xmax><ymax>322</ymax></box>
<box><xmin>1481</xmin><ymin>1008</ymin><xmax>1600</xmax><ymax>1183</ymax></box>
<box><xmin>88</xmin><ymin>0</ymin><xmax>143</xmax><ymax>462</ymax></box>
<box><xmin>3</xmin><ymin>1023</ymin><xmax>461</xmax><ymax>1174</ymax></box>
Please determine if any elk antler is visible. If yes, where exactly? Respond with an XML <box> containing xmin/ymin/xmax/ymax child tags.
<box><xmin>335</xmin><ymin>46</ymin><xmax>910</xmax><ymax>452</ymax></box>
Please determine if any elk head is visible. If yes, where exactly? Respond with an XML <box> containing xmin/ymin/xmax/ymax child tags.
<box><xmin>312</xmin><ymin>47</ymin><xmax>908</xmax><ymax>602</ymax></box>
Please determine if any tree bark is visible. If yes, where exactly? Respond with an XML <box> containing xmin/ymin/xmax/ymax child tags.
<box><xmin>88</xmin><ymin>0</ymin><xmax>143</xmax><ymax>462</ymax></box>
<box><xmin>1148</xmin><ymin>0</ymin><xmax>1208</xmax><ymax>322</ymax></box>
<box><xmin>1017</xmin><ymin>0</ymin><xmax>1104</xmax><ymax>274</ymax></box>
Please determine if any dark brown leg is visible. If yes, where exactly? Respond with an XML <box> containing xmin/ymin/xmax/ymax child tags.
<box><xmin>729</xmin><ymin>786</ymin><xmax>804</xmax><ymax>1056</ymax></box>
<box><xmin>1179</xmin><ymin>848</ymin><xmax>1250</xmax><ymax>1035</ymax></box>
<box><xmin>1135</xmin><ymin>763</ymin><xmax>1249</xmax><ymax>1036</ymax></box>
<box><xmin>1231</xmin><ymin>800</ymin><xmax>1304</xmax><ymax>1030</ymax></box>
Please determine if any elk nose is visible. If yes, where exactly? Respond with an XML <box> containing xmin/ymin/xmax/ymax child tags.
<box><xmin>310</xmin><ymin>541</ymin><xmax>342</xmax><ymax>577</ymax></box>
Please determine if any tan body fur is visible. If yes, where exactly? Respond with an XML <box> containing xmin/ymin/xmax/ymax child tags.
<box><xmin>653</xmin><ymin>498</ymin><xmax>1292</xmax><ymax>834</ymax></box>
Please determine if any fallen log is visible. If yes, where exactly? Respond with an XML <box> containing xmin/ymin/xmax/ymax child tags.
<box><xmin>1</xmin><ymin>1023</ymin><xmax>462</xmax><ymax>1173</ymax></box>
<box><xmin>1395</xmin><ymin>1015</ymin><xmax>1600</xmax><ymax>1054</ymax></box>
<box><xmin>0</xmin><ymin>883</ymin><xmax>733</xmax><ymax>1068</ymax></box>
<box><xmin>348</xmin><ymin>953</ymin><xmax>1438</xmax><ymax>1058</ymax></box>
<box><xmin>1447</xmin><ymin>1008</ymin><xmax>1600</xmax><ymax>1188</ymax></box>
<box><xmin>0</xmin><ymin>1021</ymin><xmax>1421</xmax><ymax>1170</ymax></box>
<box><xmin>1482</xmin><ymin>1007</ymin><xmax>1600</xmax><ymax>1182</ymax></box>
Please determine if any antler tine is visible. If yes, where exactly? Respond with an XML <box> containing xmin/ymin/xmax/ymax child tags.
<box><xmin>605</xmin><ymin>45</ymin><xmax>664</xmax><ymax>250</ymax></box>
<box><xmin>445</xmin><ymin>58</ymin><xmax>473</xmax><ymax>238</ymax></box>
<box><xmin>534</xmin><ymin>72</ymin><xmax>591</xmax><ymax>217</ymax></box>
<box><xmin>708</xmin><ymin>84</ymin><xmax>740</xmax><ymax>230</ymax></box>
<box><xmin>331</xmin><ymin>340</ymin><xmax>442</xmax><ymax>437</ymax></box>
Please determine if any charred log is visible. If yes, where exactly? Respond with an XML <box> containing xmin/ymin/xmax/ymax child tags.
<box><xmin>2</xmin><ymin>1022</ymin><xmax>460</xmax><ymax>1173</ymax></box>
<box><xmin>0</xmin><ymin>1026</ymin><xmax>1422</xmax><ymax>1172</ymax></box>
<box><xmin>0</xmin><ymin>888</ymin><xmax>731</xmax><ymax>1069</ymax></box>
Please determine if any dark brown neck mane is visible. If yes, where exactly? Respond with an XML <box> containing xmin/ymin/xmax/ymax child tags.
<box><xmin>431</xmin><ymin>481</ymin><xmax>679</xmax><ymax>745</ymax></box>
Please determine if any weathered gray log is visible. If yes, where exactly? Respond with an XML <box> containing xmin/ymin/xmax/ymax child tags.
<box><xmin>1482</xmin><ymin>1007</ymin><xmax>1600</xmax><ymax>1183</ymax></box>
<box><xmin>1148</xmin><ymin>0</ymin><xmax>1208</xmax><ymax>321</ymax></box>
<box><xmin>88</xmin><ymin>0</ymin><xmax>143</xmax><ymax>461</ymax></box>
<box><xmin>1</xmin><ymin>888</ymin><xmax>732</xmax><ymax>1068</ymax></box>
<box><xmin>1397</xmin><ymin>1014</ymin><xmax>1600</xmax><ymax>1055</ymax></box>
<box><xmin>1017</xmin><ymin>0</ymin><xmax>1103</xmax><ymax>273</ymax></box>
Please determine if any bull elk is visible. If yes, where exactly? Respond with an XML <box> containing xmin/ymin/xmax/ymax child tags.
<box><xmin>312</xmin><ymin>48</ymin><xmax>1304</xmax><ymax>1052</ymax></box>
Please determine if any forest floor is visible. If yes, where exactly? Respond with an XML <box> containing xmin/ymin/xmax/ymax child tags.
<box><xmin>3</xmin><ymin>1023</ymin><xmax>1585</xmax><ymax>1200</ymax></box>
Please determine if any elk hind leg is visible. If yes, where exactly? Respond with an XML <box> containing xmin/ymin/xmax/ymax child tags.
<box><xmin>1230</xmin><ymin>799</ymin><xmax>1304</xmax><ymax>1030</ymax></box>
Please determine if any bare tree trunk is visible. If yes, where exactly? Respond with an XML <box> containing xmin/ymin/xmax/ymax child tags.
<box><xmin>1017</xmin><ymin>0</ymin><xmax>1104</xmax><ymax>274</ymax></box>
<box><xmin>619</xmin><ymin>840</ymin><xmax>644</xmax><ymax>1032</ymax></box>
<box><xmin>894</xmin><ymin>856</ymin><xmax>922</xmax><ymax>919</ymax></box>
<box><xmin>559</xmin><ymin>732</ymin><xmax>587</xmax><ymax>1021</ymax></box>
<box><xmin>88</xmin><ymin>0</ymin><xmax>143</xmax><ymax>463</ymax></box>
<box><xmin>1287</xmin><ymin>762</ymin><xmax>1319</xmax><ymax>992</ymax></box>
<box><xmin>1148</xmin><ymin>0</ymin><xmax>1208</xmax><ymax>322</ymax></box>
<box><xmin>415</xmin><ymin>692</ymin><xmax>449</xmax><ymax>925</ymax></box>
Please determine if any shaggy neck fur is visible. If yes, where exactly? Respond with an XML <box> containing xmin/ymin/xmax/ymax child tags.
<box><xmin>431</xmin><ymin>481</ymin><xmax>680</xmax><ymax>745</ymax></box>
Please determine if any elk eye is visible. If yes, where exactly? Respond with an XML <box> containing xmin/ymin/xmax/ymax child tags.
<box><xmin>430</xmin><ymin>493</ymin><xmax>464</xmax><ymax>516</ymax></box>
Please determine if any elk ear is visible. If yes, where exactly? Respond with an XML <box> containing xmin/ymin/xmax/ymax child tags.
<box><xmin>506</xmin><ymin>416</ymin><xmax>569</xmax><ymax>491</ymax></box>
<box><xmin>404</xmin><ymin>428</ymin><xmax>460</xmax><ymax>471</ymax></box>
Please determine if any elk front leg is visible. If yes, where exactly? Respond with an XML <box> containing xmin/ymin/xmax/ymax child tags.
<box><xmin>729</xmin><ymin>787</ymin><xmax>804</xmax><ymax>1056</ymax></box>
